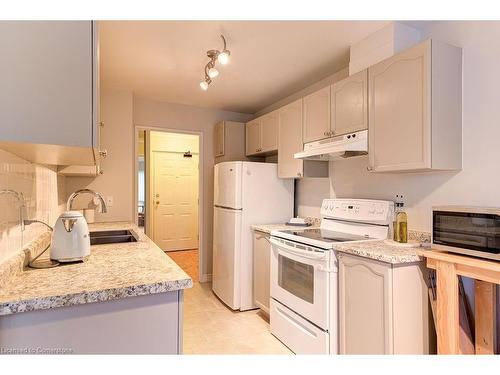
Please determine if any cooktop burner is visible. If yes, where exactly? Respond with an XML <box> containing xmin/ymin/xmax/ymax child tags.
<box><xmin>279</xmin><ymin>228</ymin><xmax>371</xmax><ymax>243</ymax></box>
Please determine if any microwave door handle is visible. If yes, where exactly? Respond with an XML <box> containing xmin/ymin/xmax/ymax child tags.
<box><xmin>270</xmin><ymin>237</ymin><xmax>326</xmax><ymax>261</ymax></box>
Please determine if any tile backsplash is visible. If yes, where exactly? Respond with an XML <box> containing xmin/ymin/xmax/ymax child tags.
<box><xmin>0</xmin><ymin>149</ymin><xmax>65</xmax><ymax>264</ymax></box>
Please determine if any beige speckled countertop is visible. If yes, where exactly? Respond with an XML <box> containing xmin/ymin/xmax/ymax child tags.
<box><xmin>252</xmin><ymin>222</ymin><xmax>428</xmax><ymax>264</ymax></box>
<box><xmin>251</xmin><ymin>223</ymin><xmax>319</xmax><ymax>234</ymax></box>
<box><xmin>334</xmin><ymin>240</ymin><xmax>427</xmax><ymax>264</ymax></box>
<box><xmin>0</xmin><ymin>222</ymin><xmax>192</xmax><ymax>316</ymax></box>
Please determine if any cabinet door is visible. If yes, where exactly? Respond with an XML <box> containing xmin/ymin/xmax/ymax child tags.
<box><xmin>339</xmin><ymin>254</ymin><xmax>393</xmax><ymax>354</ymax></box>
<box><xmin>331</xmin><ymin>69</ymin><xmax>368</xmax><ymax>136</ymax></box>
<box><xmin>278</xmin><ymin>99</ymin><xmax>303</xmax><ymax>178</ymax></box>
<box><xmin>214</xmin><ymin>121</ymin><xmax>225</xmax><ymax>157</ymax></box>
<box><xmin>368</xmin><ymin>40</ymin><xmax>431</xmax><ymax>172</ymax></box>
<box><xmin>0</xmin><ymin>21</ymin><xmax>94</xmax><ymax>148</ymax></box>
<box><xmin>245</xmin><ymin>120</ymin><xmax>262</xmax><ymax>155</ymax></box>
<box><xmin>260</xmin><ymin>111</ymin><xmax>279</xmax><ymax>153</ymax></box>
<box><xmin>253</xmin><ymin>231</ymin><xmax>271</xmax><ymax>314</ymax></box>
<box><xmin>302</xmin><ymin>86</ymin><xmax>331</xmax><ymax>143</ymax></box>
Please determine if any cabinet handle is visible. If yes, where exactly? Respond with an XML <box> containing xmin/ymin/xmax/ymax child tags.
<box><xmin>297</xmin><ymin>172</ymin><xmax>302</xmax><ymax>177</ymax></box>
<box><xmin>99</xmin><ymin>149</ymin><xmax>108</xmax><ymax>158</ymax></box>
<box><xmin>324</xmin><ymin>131</ymin><xmax>328</xmax><ymax>136</ymax></box>
<box><xmin>99</xmin><ymin>121</ymin><xmax>104</xmax><ymax>127</ymax></box>
<box><xmin>366</xmin><ymin>166</ymin><xmax>373</xmax><ymax>171</ymax></box>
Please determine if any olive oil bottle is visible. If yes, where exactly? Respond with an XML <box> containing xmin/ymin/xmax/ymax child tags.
<box><xmin>393</xmin><ymin>195</ymin><xmax>400</xmax><ymax>242</ymax></box>
<box><xmin>396</xmin><ymin>195</ymin><xmax>408</xmax><ymax>243</ymax></box>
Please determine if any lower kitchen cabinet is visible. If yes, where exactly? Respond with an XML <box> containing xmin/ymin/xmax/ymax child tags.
<box><xmin>338</xmin><ymin>253</ymin><xmax>434</xmax><ymax>354</ymax></box>
<box><xmin>0</xmin><ymin>291</ymin><xmax>184</xmax><ymax>354</ymax></box>
<box><xmin>253</xmin><ymin>231</ymin><xmax>271</xmax><ymax>314</ymax></box>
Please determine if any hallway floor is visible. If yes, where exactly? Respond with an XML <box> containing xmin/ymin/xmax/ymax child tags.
<box><xmin>182</xmin><ymin>282</ymin><xmax>292</xmax><ymax>354</ymax></box>
<box><xmin>167</xmin><ymin>249</ymin><xmax>199</xmax><ymax>282</ymax></box>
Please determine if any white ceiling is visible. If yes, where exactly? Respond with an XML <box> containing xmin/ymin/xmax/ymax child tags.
<box><xmin>100</xmin><ymin>21</ymin><xmax>390</xmax><ymax>114</ymax></box>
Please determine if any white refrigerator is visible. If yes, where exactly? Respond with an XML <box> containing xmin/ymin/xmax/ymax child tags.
<box><xmin>212</xmin><ymin>161</ymin><xmax>294</xmax><ymax>311</ymax></box>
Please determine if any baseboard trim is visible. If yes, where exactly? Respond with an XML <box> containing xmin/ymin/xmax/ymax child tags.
<box><xmin>199</xmin><ymin>274</ymin><xmax>212</xmax><ymax>283</ymax></box>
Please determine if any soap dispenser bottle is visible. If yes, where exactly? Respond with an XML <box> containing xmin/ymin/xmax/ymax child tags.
<box><xmin>396</xmin><ymin>195</ymin><xmax>408</xmax><ymax>243</ymax></box>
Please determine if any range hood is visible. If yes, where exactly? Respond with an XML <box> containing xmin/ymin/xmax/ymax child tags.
<box><xmin>294</xmin><ymin>130</ymin><xmax>368</xmax><ymax>161</ymax></box>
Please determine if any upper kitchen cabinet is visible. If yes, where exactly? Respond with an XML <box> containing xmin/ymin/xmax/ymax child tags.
<box><xmin>368</xmin><ymin>39</ymin><xmax>462</xmax><ymax>172</ymax></box>
<box><xmin>331</xmin><ymin>69</ymin><xmax>368</xmax><ymax>136</ymax></box>
<box><xmin>302</xmin><ymin>86</ymin><xmax>331</xmax><ymax>143</ymax></box>
<box><xmin>245</xmin><ymin>119</ymin><xmax>262</xmax><ymax>156</ymax></box>
<box><xmin>214</xmin><ymin>121</ymin><xmax>247</xmax><ymax>163</ymax></box>
<box><xmin>214</xmin><ymin>121</ymin><xmax>225</xmax><ymax>157</ymax></box>
<box><xmin>278</xmin><ymin>99</ymin><xmax>303</xmax><ymax>178</ymax></box>
<box><xmin>245</xmin><ymin>111</ymin><xmax>278</xmax><ymax>156</ymax></box>
<box><xmin>260</xmin><ymin>111</ymin><xmax>279</xmax><ymax>153</ymax></box>
<box><xmin>0</xmin><ymin>21</ymin><xmax>100</xmax><ymax>166</ymax></box>
<box><xmin>278</xmin><ymin>99</ymin><xmax>328</xmax><ymax>179</ymax></box>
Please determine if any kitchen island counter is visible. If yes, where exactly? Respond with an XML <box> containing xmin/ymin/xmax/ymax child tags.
<box><xmin>0</xmin><ymin>222</ymin><xmax>192</xmax><ymax>316</ymax></box>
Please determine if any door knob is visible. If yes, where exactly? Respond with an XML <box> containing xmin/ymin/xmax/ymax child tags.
<box><xmin>155</xmin><ymin>193</ymin><xmax>160</xmax><ymax>198</ymax></box>
<box><xmin>156</xmin><ymin>200</ymin><xmax>160</xmax><ymax>205</ymax></box>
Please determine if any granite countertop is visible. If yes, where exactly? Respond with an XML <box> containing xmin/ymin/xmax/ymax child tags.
<box><xmin>251</xmin><ymin>222</ymin><xmax>319</xmax><ymax>234</ymax></box>
<box><xmin>334</xmin><ymin>240</ymin><xmax>425</xmax><ymax>264</ymax></box>
<box><xmin>0</xmin><ymin>222</ymin><xmax>192</xmax><ymax>316</ymax></box>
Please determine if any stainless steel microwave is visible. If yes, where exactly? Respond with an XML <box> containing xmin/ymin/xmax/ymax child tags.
<box><xmin>432</xmin><ymin>206</ymin><xmax>500</xmax><ymax>261</ymax></box>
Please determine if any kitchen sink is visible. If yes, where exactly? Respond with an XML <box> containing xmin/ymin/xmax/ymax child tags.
<box><xmin>89</xmin><ymin>230</ymin><xmax>138</xmax><ymax>245</ymax></box>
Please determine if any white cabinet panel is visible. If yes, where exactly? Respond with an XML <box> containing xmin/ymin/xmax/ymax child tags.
<box><xmin>214</xmin><ymin>121</ymin><xmax>225</xmax><ymax>157</ymax></box>
<box><xmin>339</xmin><ymin>253</ymin><xmax>433</xmax><ymax>354</ymax></box>
<box><xmin>339</xmin><ymin>254</ymin><xmax>393</xmax><ymax>354</ymax></box>
<box><xmin>0</xmin><ymin>21</ymin><xmax>99</xmax><ymax>166</ymax></box>
<box><xmin>245</xmin><ymin>120</ymin><xmax>262</xmax><ymax>156</ymax></box>
<box><xmin>260</xmin><ymin>111</ymin><xmax>279</xmax><ymax>153</ymax></box>
<box><xmin>253</xmin><ymin>231</ymin><xmax>271</xmax><ymax>314</ymax></box>
<box><xmin>331</xmin><ymin>69</ymin><xmax>368</xmax><ymax>136</ymax></box>
<box><xmin>278</xmin><ymin>99</ymin><xmax>303</xmax><ymax>178</ymax></box>
<box><xmin>368</xmin><ymin>39</ymin><xmax>462</xmax><ymax>172</ymax></box>
<box><xmin>302</xmin><ymin>86</ymin><xmax>331</xmax><ymax>143</ymax></box>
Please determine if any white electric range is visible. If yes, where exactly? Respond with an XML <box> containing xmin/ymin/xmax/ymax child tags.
<box><xmin>269</xmin><ymin>198</ymin><xmax>394</xmax><ymax>354</ymax></box>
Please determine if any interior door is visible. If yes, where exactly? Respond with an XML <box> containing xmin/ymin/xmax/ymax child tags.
<box><xmin>152</xmin><ymin>151</ymin><xmax>199</xmax><ymax>251</ymax></box>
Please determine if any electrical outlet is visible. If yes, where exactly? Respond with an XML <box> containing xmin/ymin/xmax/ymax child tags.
<box><xmin>106</xmin><ymin>196</ymin><xmax>114</xmax><ymax>207</ymax></box>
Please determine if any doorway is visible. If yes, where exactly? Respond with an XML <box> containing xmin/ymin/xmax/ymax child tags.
<box><xmin>135</xmin><ymin>129</ymin><xmax>201</xmax><ymax>282</ymax></box>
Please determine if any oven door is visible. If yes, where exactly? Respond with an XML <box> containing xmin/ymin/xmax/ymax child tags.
<box><xmin>270</xmin><ymin>236</ymin><xmax>330</xmax><ymax>329</ymax></box>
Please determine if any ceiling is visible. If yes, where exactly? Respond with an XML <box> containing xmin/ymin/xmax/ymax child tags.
<box><xmin>100</xmin><ymin>21</ymin><xmax>391</xmax><ymax>114</ymax></box>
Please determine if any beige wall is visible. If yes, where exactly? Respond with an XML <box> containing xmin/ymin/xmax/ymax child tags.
<box><xmin>65</xmin><ymin>87</ymin><xmax>134</xmax><ymax>222</ymax></box>
<box><xmin>133</xmin><ymin>97</ymin><xmax>252</xmax><ymax>279</ymax></box>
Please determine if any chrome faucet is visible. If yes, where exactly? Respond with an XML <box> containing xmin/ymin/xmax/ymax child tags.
<box><xmin>67</xmin><ymin>189</ymin><xmax>107</xmax><ymax>213</ymax></box>
<box><xmin>0</xmin><ymin>189</ymin><xmax>27</xmax><ymax>231</ymax></box>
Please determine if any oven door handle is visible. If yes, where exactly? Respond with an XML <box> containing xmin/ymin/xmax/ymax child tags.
<box><xmin>270</xmin><ymin>237</ymin><xmax>326</xmax><ymax>261</ymax></box>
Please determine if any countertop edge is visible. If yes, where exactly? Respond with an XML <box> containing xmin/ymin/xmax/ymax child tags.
<box><xmin>0</xmin><ymin>278</ymin><xmax>193</xmax><ymax>316</ymax></box>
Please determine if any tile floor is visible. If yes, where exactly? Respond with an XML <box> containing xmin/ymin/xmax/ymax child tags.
<box><xmin>182</xmin><ymin>282</ymin><xmax>292</xmax><ymax>354</ymax></box>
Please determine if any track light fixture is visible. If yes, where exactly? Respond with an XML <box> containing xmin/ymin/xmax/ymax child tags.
<box><xmin>200</xmin><ymin>35</ymin><xmax>231</xmax><ymax>91</ymax></box>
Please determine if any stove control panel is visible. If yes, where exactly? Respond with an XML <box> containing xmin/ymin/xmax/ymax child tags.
<box><xmin>320</xmin><ymin>199</ymin><xmax>394</xmax><ymax>225</ymax></box>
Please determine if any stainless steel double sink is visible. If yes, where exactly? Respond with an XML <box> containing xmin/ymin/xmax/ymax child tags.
<box><xmin>89</xmin><ymin>229</ymin><xmax>138</xmax><ymax>245</ymax></box>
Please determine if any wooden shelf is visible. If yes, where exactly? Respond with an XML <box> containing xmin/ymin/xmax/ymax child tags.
<box><xmin>421</xmin><ymin>249</ymin><xmax>498</xmax><ymax>354</ymax></box>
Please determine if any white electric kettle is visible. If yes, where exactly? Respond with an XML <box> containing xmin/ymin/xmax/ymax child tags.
<box><xmin>50</xmin><ymin>211</ymin><xmax>90</xmax><ymax>262</ymax></box>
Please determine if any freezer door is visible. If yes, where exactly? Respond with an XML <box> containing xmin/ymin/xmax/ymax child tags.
<box><xmin>214</xmin><ymin>162</ymin><xmax>242</xmax><ymax>209</ymax></box>
<box><xmin>212</xmin><ymin>206</ymin><xmax>242</xmax><ymax>310</ymax></box>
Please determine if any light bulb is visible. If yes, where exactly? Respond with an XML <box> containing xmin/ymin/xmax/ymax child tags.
<box><xmin>218</xmin><ymin>51</ymin><xmax>230</xmax><ymax>65</ymax></box>
<box><xmin>199</xmin><ymin>81</ymin><xmax>209</xmax><ymax>91</ymax></box>
<box><xmin>208</xmin><ymin>67</ymin><xmax>219</xmax><ymax>78</ymax></box>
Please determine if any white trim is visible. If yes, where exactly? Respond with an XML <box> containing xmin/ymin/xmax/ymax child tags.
<box><xmin>134</xmin><ymin>125</ymin><xmax>204</xmax><ymax>283</ymax></box>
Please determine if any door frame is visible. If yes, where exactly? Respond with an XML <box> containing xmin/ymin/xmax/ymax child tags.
<box><xmin>134</xmin><ymin>126</ymin><xmax>204</xmax><ymax>282</ymax></box>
